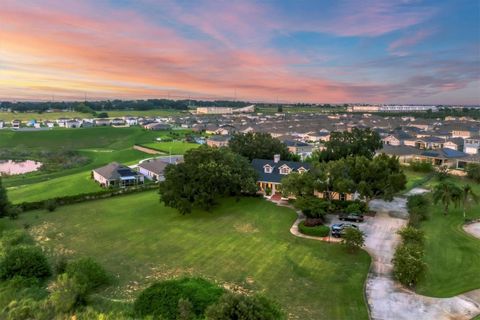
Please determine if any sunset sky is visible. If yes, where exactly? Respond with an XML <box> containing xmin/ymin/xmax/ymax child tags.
<box><xmin>1</xmin><ymin>0</ymin><xmax>479</xmax><ymax>104</ymax></box>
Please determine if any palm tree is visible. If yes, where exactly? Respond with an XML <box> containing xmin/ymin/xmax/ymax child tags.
<box><xmin>461</xmin><ymin>184</ymin><xmax>479</xmax><ymax>219</ymax></box>
<box><xmin>432</xmin><ymin>181</ymin><xmax>462</xmax><ymax>215</ymax></box>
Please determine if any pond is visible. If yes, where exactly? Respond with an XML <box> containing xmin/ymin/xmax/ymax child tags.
<box><xmin>0</xmin><ymin>160</ymin><xmax>43</xmax><ymax>175</ymax></box>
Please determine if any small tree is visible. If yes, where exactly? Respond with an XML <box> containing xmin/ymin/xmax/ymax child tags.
<box><xmin>294</xmin><ymin>196</ymin><xmax>328</xmax><ymax>225</ymax></box>
<box><xmin>342</xmin><ymin>228</ymin><xmax>365</xmax><ymax>253</ymax></box>
<box><xmin>432</xmin><ymin>181</ymin><xmax>462</xmax><ymax>215</ymax></box>
<box><xmin>397</xmin><ymin>227</ymin><xmax>425</xmax><ymax>245</ymax></box>
<box><xmin>461</xmin><ymin>184</ymin><xmax>479</xmax><ymax>219</ymax></box>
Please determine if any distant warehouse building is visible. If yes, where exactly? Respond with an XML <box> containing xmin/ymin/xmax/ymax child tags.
<box><xmin>348</xmin><ymin>105</ymin><xmax>437</xmax><ymax>113</ymax></box>
<box><xmin>197</xmin><ymin>107</ymin><xmax>233</xmax><ymax>114</ymax></box>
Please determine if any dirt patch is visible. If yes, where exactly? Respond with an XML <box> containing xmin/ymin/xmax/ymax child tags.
<box><xmin>234</xmin><ymin>223</ymin><xmax>259</xmax><ymax>233</ymax></box>
<box><xmin>28</xmin><ymin>222</ymin><xmax>76</xmax><ymax>257</ymax></box>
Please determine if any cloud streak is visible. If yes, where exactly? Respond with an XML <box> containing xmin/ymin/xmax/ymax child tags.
<box><xmin>0</xmin><ymin>0</ymin><xmax>478</xmax><ymax>104</ymax></box>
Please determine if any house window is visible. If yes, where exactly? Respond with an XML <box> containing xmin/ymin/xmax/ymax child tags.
<box><xmin>264</xmin><ymin>165</ymin><xmax>272</xmax><ymax>173</ymax></box>
<box><xmin>340</xmin><ymin>193</ymin><xmax>346</xmax><ymax>201</ymax></box>
<box><xmin>323</xmin><ymin>191</ymin><xmax>330</xmax><ymax>199</ymax></box>
<box><xmin>297</xmin><ymin>167</ymin><xmax>307</xmax><ymax>174</ymax></box>
<box><xmin>280</xmin><ymin>166</ymin><xmax>291</xmax><ymax>175</ymax></box>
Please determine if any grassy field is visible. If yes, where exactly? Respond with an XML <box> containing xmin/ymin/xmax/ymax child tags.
<box><xmin>403</xmin><ymin>168</ymin><xmax>431</xmax><ymax>191</ymax></box>
<box><xmin>143</xmin><ymin>141</ymin><xmax>200</xmax><ymax>155</ymax></box>
<box><xmin>3</xmin><ymin>194</ymin><xmax>371</xmax><ymax>319</ymax></box>
<box><xmin>0</xmin><ymin>127</ymin><xmax>162</xmax><ymax>150</ymax></box>
<box><xmin>0</xmin><ymin>110</ymin><xmax>185</xmax><ymax>121</ymax></box>
<box><xmin>416</xmin><ymin>176</ymin><xmax>480</xmax><ymax>297</ymax></box>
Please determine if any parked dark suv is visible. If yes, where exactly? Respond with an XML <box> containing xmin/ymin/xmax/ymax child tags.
<box><xmin>331</xmin><ymin>223</ymin><xmax>359</xmax><ymax>238</ymax></box>
<box><xmin>338</xmin><ymin>213</ymin><xmax>364</xmax><ymax>222</ymax></box>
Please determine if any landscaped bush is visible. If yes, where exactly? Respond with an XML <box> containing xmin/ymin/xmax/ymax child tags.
<box><xmin>330</xmin><ymin>200</ymin><xmax>368</xmax><ymax>214</ymax></box>
<box><xmin>17</xmin><ymin>183</ymin><xmax>158</xmax><ymax>213</ymax></box>
<box><xmin>407</xmin><ymin>194</ymin><xmax>430</xmax><ymax>227</ymax></box>
<box><xmin>0</xmin><ymin>246</ymin><xmax>51</xmax><ymax>280</ymax></box>
<box><xmin>397</xmin><ymin>226</ymin><xmax>425</xmax><ymax>246</ymax></box>
<box><xmin>409</xmin><ymin>161</ymin><xmax>434</xmax><ymax>173</ymax></box>
<box><xmin>134</xmin><ymin>277</ymin><xmax>224</xmax><ymax>319</ymax></box>
<box><xmin>345</xmin><ymin>202</ymin><xmax>363</xmax><ymax>214</ymax></box>
<box><xmin>392</xmin><ymin>243</ymin><xmax>426</xmax><ymax>287</ymax></box>
<box><xmin>65</xmin><ymin>257</ymin><xmax>110</xmax><ymax>292</ymax></box>
<box><xmin>205</xmin><ymin>292</ymin><xmax>285</xmax><ymax>320</ymax></box>
<box><xmin>298</xmin><ymin>221</ymin><xmax>330</xmax><ymax>237</ymax></box>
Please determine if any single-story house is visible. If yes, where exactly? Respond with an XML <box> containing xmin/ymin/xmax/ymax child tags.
<box><xmin>443</xmin><ymin>138</ymin><xmax>464</xmax><ymax>152</ymax></box>
<box><xmin>94</xmin><ymin>118</ymin><xmax>111</xmax><ymax>126</ymax></box>
<box><xmin>143</xmin><ymin>123</ymin><xmax>171</xmax><ymax>131</ymax></box>
<box><xmin>92</xmin><ymin>162</ymin><xmax>144</xmax><ymax>188</ymax></box>
<box><xmin>206</xmin><ymin>135</ymin><xmax>231</xmax><ymax>148</ymax></box>
<box><xmin>138</xmin><ymin>156</ymin><xmax>183</xmax><ymax>181</ymax></box>
<box><xmin>418</xmin><ymin>148</ymin><xmax>469</xmax><ymax>167</ymax></box>
<box><xmin>252</xmin><ymin>155</ymin><xmax>311</xmax><ymax>195</ymax></box>
<box><xmin>11</xmin><ymin>119</ymin><xmax>21</xmax><ymax>128</ymax></box>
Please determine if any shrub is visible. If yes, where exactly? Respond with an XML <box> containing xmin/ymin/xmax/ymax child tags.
<box><xmin>298</xmin><ymin>221</ymin><xmax>330</xmax><ymax>237</ymax></box>
<box><xmin>392</xmin><ymin>243</ymin><xmax>426</xmax><ymax>287</ymax></box>
<box><xmin>44</xmin><ymin>199</ymin><xmax>57</xmax><ymax>212</ymax></box>
<box><xmin>409</xmin><ymin>161</ymin><xmax>434</xmax><ymax>173</ymax></box>
<box><xmin>407</xmin><ymin>194</ymin><xmax>429</xmax><ymax>227</ymax></box>
<box><xmin>49</xmin><ymin>274</ymin><xmax>87</xmax><ymax>313</ymax></box>
<box><xmin>294</xmin><ymin>196</ymin><xmax>328</xmax><ymax>224</ymax></box>
<box><xmin>54</xmin><ymin>256</ymin><xmax>68</xmax><ymax>275</ymax></box>
<box><xmin>7</xmin><ymin>206</ymin><xmax>22</xmax><ymax>220</ymax></box>
<box><xmin>342</xmin><ymin>228</ymin><xmax>365</xmax><ymax>253</ymax></box>
<box><xmin>466</xmin><ymin>163</ymin><xmax>480</xmax><ymax>183</ymax></box>
<box><xmin>205</xmin><ymin>292</ymin><xmax>285</xmax><ymax>320</ymax></box>
<box><xmin>0</xmin><ymin>246</ymin><xmax>51</xmax><ymax>280</ymax></box>
<box><xmin>134</xmin><ymin>277</ymin><xmax>224</xmax><ymax>319</ymax></box>
<box><xmin>345</xmin><ymin>203</ymin><xmax>362</xmax><ymax>214</ymax></box>
<box><xmin>65</xmin><ymin>257</ymin><xmax>110</xmax><ymax>292</ymax></box>
<box><xmin>397</xmin><ymin>226</ymin><xmax>425</xmax><ymax>245</ymax></box>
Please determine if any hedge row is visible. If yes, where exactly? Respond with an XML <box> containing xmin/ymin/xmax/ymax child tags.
<box><xmin>298</xmin><ymin>221</ymin><xmax>330</xmax><ymax>237</ymax></box>
<box><xmin>15</xmin><ymin>183</ymin><xmax>158</xmax><ymax>212</ymax></box>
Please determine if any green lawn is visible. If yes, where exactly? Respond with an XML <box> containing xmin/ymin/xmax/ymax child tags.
<box><xmin>0</xmin><ymin>127</ymin><xmax>161</xmax><ymax>150</ymax></box>
<box><xmin>143</xmin><ymin>141</ymin><xmax>200</xmax><ymax>155</ymax></box>
<box><xmin>3</xmin><ymin>194</ymin><xmax>371</xmax><ymax>319</ymax></box>
<box><xmin>416</xmin><ymin>176</ymin><xmax>480</xmax><ymax>297</ymax></box>
<box><xmin>403</xmin><ymin>168</ymin><xmax>431</xmax><ymax>191</ymax></box>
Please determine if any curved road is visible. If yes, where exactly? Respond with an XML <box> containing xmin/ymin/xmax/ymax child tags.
<box><xmin>284</xmin><ymin>198</ymin><xmax>480</xmax><ymax>320</ymax></box>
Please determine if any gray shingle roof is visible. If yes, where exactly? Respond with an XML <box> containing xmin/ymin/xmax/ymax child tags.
<box><xmin>93</xmin><ymin>162</ymin><xmax>139</xmax><ymax>180</ymax></box>
<box><xmin>252</xmin><ymin>159</ymin><xmax>311</xmax><ymax>183</ymax></box>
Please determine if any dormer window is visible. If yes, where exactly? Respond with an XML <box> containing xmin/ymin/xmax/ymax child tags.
<box><xmin>264</xmin><ymin>164</ymin><xmax>273</xmax><ymax>173</ymax></box>
<box><xmin>297</xmin><ymin>167</ymin><xmax>307</xmax><ymax>174</ymax></box>
<box><xmin>279</xmin><ymin>164</ymin><xmax>291</xmax><ymax>175</ymax></box>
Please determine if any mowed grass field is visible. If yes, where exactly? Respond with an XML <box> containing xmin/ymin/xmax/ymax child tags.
<box><xmin>403</xmin><ymin>168</ymin><xmax>431</xmax><ymax>191</ymax></box>
<box><xmin>143</xmin><ymin>141</ymin><xmax>200</xmax><ymax>155</ymax></box>
<box><xmin>3</xmin><ymin>194</ymin><xmax>371</xmax><ymax>320</ymax></box>
<box><xmin>416</xmin><ymin>176</ymin><xmax>480</xmax><ymax>297</ymax></box>
<box><xmin>0</xmin><ymin>109</ymin><xmax>185</xmax><ymax>121</ymax></box>
<box><xmin>2</xmin><ymin>127</ymin><xmax>193</xmax><ymax>201</ymax></box>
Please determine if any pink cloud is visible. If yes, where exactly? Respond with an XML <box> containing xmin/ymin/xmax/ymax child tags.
<box><xmin>388</xmin><ymin>29</ymin><xmax>436</xmax><ymax>56</ymax></box>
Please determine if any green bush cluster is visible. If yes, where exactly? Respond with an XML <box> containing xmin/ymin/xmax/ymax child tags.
<box><xmin>205</xmin><ymin>292</ymin><xmax>285</xmax><ymax>320</ymax></box>
<box><xmin>0</xmin><ymin>246</ymin><xmax>51</xmax><ymax>281</ymax></box>
<box><xmin>65</xmin><ymin>257</ymin><xmax>110</xmax><ymax>291</ymax></box>
<box><xmin>392</xmin><ymin>225</ymin><xmax>427</xmax><ymax>287</ymax></box>
<box><xmin>409</xmin><ymin>161</ymin><xmax>434</xmax><ymax>173</ymax></box>
<box><xmin>466</xmin><ymin>163</ymin><xmax>480</xmax><ymax>183</ymax></box>
<box><xmin>407</xmin><ymin>194</ymin><xmax>430</xmax><ymax>227</ymax></box>
<box><xmin>134</xmin><ymin>277</ymin><xmax>224</xmax><ymax>319</ymax></box>
<box><xmin>298</xmin><ymin>221</ymin><xmax>330</xmax><ymax>237</ymax></box>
